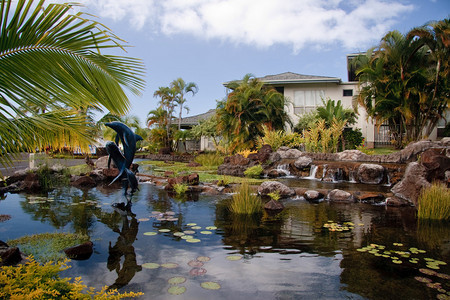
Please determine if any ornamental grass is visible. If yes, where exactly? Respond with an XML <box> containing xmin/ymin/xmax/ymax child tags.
<box><xmin>229</xmin><ymin>181</ymin><xmax>262</xmax><ymax>214</ymax></box>
<box><xmin>417</xmin><ymin>182</ymin><xmax>450</xmax><ymax>221</ymax></box>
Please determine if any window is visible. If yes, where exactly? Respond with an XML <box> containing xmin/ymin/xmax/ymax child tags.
<box><xmin>294</xmin><ymin>90</ymin><xmax>325</xmax><ymax>114</ymax></box>
<box><xmin>343</xmin><ymin>89</ymin><xmax>353</xmax><ymax>97</ymax></box>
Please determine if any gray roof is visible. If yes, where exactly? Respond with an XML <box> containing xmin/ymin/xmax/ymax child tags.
<box><xmin>178</xmin><ymin>109</ymin><xmax>216</xmax><ymax>126</ymax></box>
<box><xmin>224</xmin><ymin>72</ymin><xmax>341</xmax><ymax>87</ymax></box>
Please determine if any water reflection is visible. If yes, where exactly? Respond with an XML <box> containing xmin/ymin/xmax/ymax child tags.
<box><xmin>107</xmin><ymin>204</ymin><xmax>141</xmax><ymax>290</ymax></box>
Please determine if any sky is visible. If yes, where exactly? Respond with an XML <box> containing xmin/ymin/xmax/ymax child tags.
<box><xmin>53</xmin><ymin>0</ymin><xmax>449</xmax><ymax>126</ymax></box>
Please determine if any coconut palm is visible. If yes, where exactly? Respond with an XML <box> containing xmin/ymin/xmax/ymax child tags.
<box><xmin>0</xmin><ymin>0</ymin><xmax>145</xmax><ymax>167</ymax></box>
<box><xmin>217</xmin><ymin>74</ymin><xmax>291</xmax><ymax>152</ymax></box>
<box><xmin>170</xmin><ymin>78</ymin><xmax>198</xmax><ymax>130</ymax></box>
<box><xmin>152</xmin><ymin>86</ymin><xmax>177</xmax><ymax>147</ymax></box>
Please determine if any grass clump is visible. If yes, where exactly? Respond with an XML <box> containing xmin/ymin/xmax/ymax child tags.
<box><xmin>244</xmin><ymin>164</ymin><xmax>263</xmax><ymax>178</ymax></box>
<box><xmin>268</xmin><ymin>191</ymin><xmax>281</xmax><ymax>201</ymax></box>
<box><xmin>229</xmin><ymin>181</ymin><xmax>262</xmax><ymax>214</ymax></box>
<box><xmin>7</xmin><ymin>232</ymin><xmax>90</xmax><ymax>263</ymax></box>
<box><xmin>194</xmin><ymin>153</ymin><xmax>224</xmax><ymax>167</ymax></box>
<box><xmin>173</xmin><ymin>183</ymin><xmax>188</xmax><ymax>195</ymax></box>
<box><xmin>418</xmin><ymin>182</ymin><xmax>450</xmax><ymax>220</ymax></box>
<box><xmin>0</xmin><ymin>258</ymin><xmax>143</xmax><ymax>299</ymax></box>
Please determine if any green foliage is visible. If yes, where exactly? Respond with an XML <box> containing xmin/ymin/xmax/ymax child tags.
<box><xmin>244</xmin><ymin>165</ymin><xmax>264</xmax><ymax>178</ymax></box>
<box><xmin>173</xmin><ymin>183</ymin><xmax>188</xmax><ymax>195</ymax></box>
<box><xmin>190</xmin><ymin>116</ymin><xmax>220</xmax><ymax>146</ymax></box>
<box><xmin>268</xmin><ymin>191</ymin><xmax>281</xmax><ymax>201</ymax></box>
<box><xmin>0</xmin><ymin>258</ymin><xmax>143</xmax><ymax>299</ymax></box>
<box><xmin>294</xmin><ymin>111</ymin><xmax>319</xmax><ymax>133</ymax></box>
<box><xmin>217</xmin><ymin>74</ymin><xmax>292</xmax><ymax>152</ymax></box>
<box><xmin>7</xmin><ymin>232</ymin><xmax>90</xmax><ymax>263</ymax></box>
<box><xmin>194</xmin><ymin>153</ymin><xmax>224</xmax><ymax>167</ymax></box>
<box><xmin>317</xmin><ymin>98</ymin><xmax>357</xmax><ymax>126</ymax></box>
<box><xmin>229</xmin><ymin>181</ymin><xmax>262</xmax><ymax>214</ymax></box>
<box><xmin>303</xmin><ymin>118</ymin><xmax>346</xmax><ymax>153</ymax></box>
<box><xmin>418</xmin><ymin>182</ymin><xmax>450</xmax><ymax>220</ymax></box>
<box><xmin>0</xmin><ymin>0</ymin><xmax>145</xmax><ymax>167</ymax></box>
<box><xmin>35</xmin><ymin>165</ymin><xmax>70</xmax><ymax>191</ymax></box>
<box><xmin>256</xmin><ymin>125</ymin><xmax>285</xmax><ymax>151</ymax></box>
<box><xmin>342</xmin><ymin>128</ymin><xmax>364</xmax><ymax>150</ymax></box>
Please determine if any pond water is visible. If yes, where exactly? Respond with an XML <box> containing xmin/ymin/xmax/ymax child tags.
<box><xmin>1</xmin><ymin>183</ymin><xmax>449</xmax><ymax>300</ymax></box>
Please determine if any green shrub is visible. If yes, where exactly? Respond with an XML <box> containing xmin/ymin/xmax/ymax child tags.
<box><xmin>267</xmin><ymin>191</ymin><xmax>281</xmax><ymax>201</ymax></box>
<box><xmin>0</xmin><ymin>258</ymin><xmax>143</xmax><ymax>299</ymax></box>
<box><xmin>7</xmin><ymin>232</ymin><xmax>90</xmax><ymax>263</ymax></box>
<box><xmin>418</xmin><ymin>182</ymin><xmax>450</xmax><ymax>220</ymax></box>
<box><xmin>244</xmin><ymin>165</ymin><xmax>263</xmax><ymax>178</ymax></box>
<box><xmin>194</xmin><ymin>153</ymin><xmax>224</xmax><ymax>167</ymax></box>
<box><xmin>229</xmin><ymin>181</ymin><xmax>262</xmax><ymax>214</ymax></box>
<box><xmin>173</xmin><ymin>183</ymin><xmax>188</xmax><ymax>195</ymax></box>
<box><xmin>342</xmin><ymin>128</ymin><xmax>364</xmax><ymax>150</ymax></box>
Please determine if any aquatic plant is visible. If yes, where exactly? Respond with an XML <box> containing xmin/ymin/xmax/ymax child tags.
<box><xmin>0</xmin><ymin>258</ymin><xmax>143</xmax><ymax>299</ymax></box>
<box><xmin>194</xmin><ymin>153</ymin><xmax>224</xmax><ymax>167</ymax></box>
<box><xmin>418</xmin><ymin>182</ymin><xmax>450</xmax><ymax>220</ymax></box>
<box><xmin>244</xmin><ymin>164</ymin><xmax>263</xmax><ymax>178</ymax></box>
<box><xmin>7</xmin><ymin>232</ymin><xmax>89</xmax><ymax>263</ymax></box>
<box><xmin>267</xmin><ymin>191</ymin><xmax>281</xmax><ymax>201</ymax></box>
<box><xmin>35</xmin><ymin>164</ymin><xmax>70</xmax><ymax>191</ymax></box>
<box><xmin>229</xmin><ymin>181</ymin><xmax>262</xmax><ymax>214</ymax></box>
<box><xmin>173</xmin><ymin>183</ymin><xmax>189</xmax><ymax>195</ymax></box>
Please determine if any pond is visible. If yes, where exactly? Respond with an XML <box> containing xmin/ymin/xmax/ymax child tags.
<box><xmin>1</xmin><ymin>183</ymin><xmax>449</xmax><ymax>300</ymax></box>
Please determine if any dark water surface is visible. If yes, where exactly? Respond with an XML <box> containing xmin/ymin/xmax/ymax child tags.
<box><xmin>1</xmin><ymin>183</ymin><xmax>449</xmax><ymax>299</ymax></box>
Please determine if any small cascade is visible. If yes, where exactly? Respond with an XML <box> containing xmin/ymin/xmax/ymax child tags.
<box><xmin>304</xmin><ymin>165</ymin><xmax>318</xmax><ymax>180</ymax></box>
<box><xmin>348</xmin><ymin>170</ymin><xmax>357</xmax><ymax>183</ymax></box>
<box><xmin>384</xmin><ymin>173</ymin><xmax>392</xmax><ymax>186</ymax></box>
<box><xmin>276</xmin><ymin>164</ymin><xmax>291</xmax><ymax>177</ymax></box>
<box><xmin>322</xmin><ymin>165</ymin><xmax>328</xmax><ymax>180</ymax></box>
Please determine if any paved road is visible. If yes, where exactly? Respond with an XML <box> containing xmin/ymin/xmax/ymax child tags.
<box><xmin>0</xmin><ymin>153</ymin><xmax>87</xmax><ymax>177</ymax></box>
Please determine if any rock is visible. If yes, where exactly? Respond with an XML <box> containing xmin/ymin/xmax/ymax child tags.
<box><xmin>95</xmin><ymin>156</ymin><xmax>110</xmax><ymax>169</ymax></box>
<box><xmin>257</xmin><ymin>181</ymin><xmax>295</xmax><ymax>198</ymax></box>
<box><xmin>267</xmin><ymin>169</ymin><xmax>283</xmax><ymax>178</ymax></box>
<box><xmin>5</xmin><ymin>169</ymin><xmax>28</xmax><ymax>185</ymax></box>
<box><xmin>269</xmin><ymin>152</ymin><xmax>282</xmax><ymax>163</ymax></box>
<box><xmin>277</xmin><ymin>148</ymin><xmax>303</xmax><ymax>159</ymax></box>
<box><xmin>336</xmin><ymin>150</ymin><xmax>369</xmax><ymax>161</ymax></box>
<box><xmin>294</xmin><ymin>156</ymin><xmax>313</xmax><ymax>169</ymax></box>
<box><xmin>64</xmin><ymin>241</ymin><xmax>94</xmax><ymax>260</ymax></box>
<box><xmin>327</xmin><ymin>189</ymin><xmax>355</xmax><ymax>203</ymax></box>
<box><xmin>20</xmin><ymin>173</ymin><xmax>41</xmax><ymax>192</ymax></box>
<box><xmin>385</xmin><ymin>196</ymin><xmax>411</xmax><ymax>207</ymax></box>
<box><xmin>420</xmin><ymin>148</ymin><xmax>450</xmax><ymax>182</ymax></box>
<box><xmin>71</xmin><ymin>176</ymin><xmax>97</xmax><ymax>188</ymax></box>
<box><xmin>166</xmin><ymin>173</ymin><xmax>200</xmax><ymax>190</ymax></box>
<box><xmin>0</xmin><ymin>244</ymin><xmax>23</xmax><ymax>266</ymax></box>
<box><xmin>304</xmin><ymin>190</ymin><xmax>324</xmax><ymax>201</ymax></box>
<box><xmin>355</xmin><ymin>192</ymin><xmax>385</xmax><ymax>204</ymax></box>
<box><xmin>357</xmin><ymin>164</ymin><xmax>385</xmax><ymax>184</ymax></box>
<box><xmin>264</xmin><ymin>199</ymin><xmax>285</xmax><ymax>211</ymax></box>
<box><xmin>391</xmin><ymin>162</ymin><xmax>431</xmax><ymax>207</ymax></box>
<box><xmin>102</xmin><ymin>168</ymin><xmax>120</xmax><ymax>178</ymax></box>
<box><xmin>256</xmin><ymin>144</ymin><xmax>273</xmax><ymax>163</ymax></box>
<box><xmin>187</xmin><ymin>161</ymin><xmax>202</xmax><ymax>167</ymax></box>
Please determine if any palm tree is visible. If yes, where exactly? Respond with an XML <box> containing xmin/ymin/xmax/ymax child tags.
<box><xmin>170</xmin><ymin>78</ymin><xmax>199</xmax><ymax>130</ymax></box>
<box><xmin>0</xmin><ymin>0</ymin><xmax>145</xmax><ymax>167</ymax></box>
<box><xmin>153</xmin><ymin>86</ymin><xmax>177</xmax><ymax>147</ymax></box>
<box><xmin>217</xmin><ymin>74</ymin><xmax>291</xmax><ymax>152</ymax></box>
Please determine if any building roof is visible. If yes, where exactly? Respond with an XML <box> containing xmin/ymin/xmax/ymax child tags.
<box><xmin>223</xmin><ymin>72</ymin><xmax>341</xmax><ymax>87</ymax></box>
<box><xmin>178</xmin><ymin>109</ymin><xmax>216</xmax><ymax>127</ymax></box>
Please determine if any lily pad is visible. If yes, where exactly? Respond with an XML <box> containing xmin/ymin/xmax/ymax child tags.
<box><xmin>186</xmin><ymin>223</ymin><xmax>197</xmax><ymax>226</ymax></box>
<box><xmin>197</xmin><ymin>256</ymin><xmax>211</xmax><ymax>262</ymax></box>
<box><xmin>226</xmin><ymin>255</ymin><xmax>242</xmax><ymax>261</ymax></box>
<box><xmin>142</xmin><ymin>263</ymin><xmax>160</xmax><ymax>269</ymax></box>
<box><xmin>168</xmin><ymin>286</ymin><xmax>186</xmax><ymax>295</ymax></box>
<box><xmin>200</xmin><ymin>231</ymin><xmax>212</xmax><ymax>235</ymax></box>
<box><xmin>191</xmin><ymin>226</ymin><xmax>202</xmax><ymax>230</ymax></box>
<box><xmin>143</xmin><ymin>232</ymin><xmax>157</xmax><ymax>236</ymax></box>
<box><xmin>206</xmin><ymin>226</ymin><xmax>217</xmax><ymax>230</ymax></box>
<box><xmin>420</xmin><ymin>268</ymin><xmax>438</xmax><ymax>276</ymax></box>
<box><xmin>158</xmin><ymin>229</ymin><xmax>171</xmax><ymax>233</ymax></box>
<box><xmin>184</xmin><ymin>230</ymin><xmax>196</xmax><ymax>234</ymax></box>
<box><xmin>188</xmin><ymin>260</ymin><xmax>204</xmax><ymax>267</ymax></box>
<box><xmin>392</xmin><ymin>260</ymin><xmax>402</xmax><ymax>264</ymax></box>
<box><xmin>165</xmin><ymin>211</ymin><xmax>176</xmax><ymax>215</ymax></box>
<box><xmin>415</xmin><ymin>276</ymin><xmax>433</xmax><ymax>283</ymax></box>
<box><xmin>181</xmin><ymin>235</ymin><xmax>194</xmax><ymax>240</ymax></box>
<box><xmin>168</xmin><ymin>276</ymin><xmax>186</xmax><ymax>285</ymax></box>
<box><xmin>201</xmin><ymin>281</ymin><xmax>221</xmax><ymax>290</ymax></box>
<box><xmin>138</xmin><ymin>218</ymin><xmax>150</xmax><ymax>222</ymax></box>
<box><xmin>161</xmin><ymin>263</ymin><xmax>179</xmax><ymax>269</ymax></box>
<box><xmin>186</xmin><ymin>238</ymin><xmax>201</xmax><ymax>243</ymax></box>
<box><xmin>173</xmin><ymin>232</ymin><xmax>185</xmax><ymax>237</ymax></box>
<box><xmin>189</xmin><ymin>267</ymin><xmax>207</xmax><ymax>276</ymax></box>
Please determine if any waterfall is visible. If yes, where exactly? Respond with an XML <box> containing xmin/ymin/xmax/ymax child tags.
<box><xmin>305</xmin><ymin>165</ymin><xmax>318</xmax><ymax>179</ymax></box>
<box><xmin>348</xmin><ymin>170</ymin><xmax>357</xmax><ymax>183</ymax></box>
<box><xmin>276</xmin><ymin>164</ymin><xmax>291</xmax><ymax>177</ymax></box>
<box><xmin>384</xmin><ymin>173</ymin><xmax>391</xmax><ymax>186</ymax></box>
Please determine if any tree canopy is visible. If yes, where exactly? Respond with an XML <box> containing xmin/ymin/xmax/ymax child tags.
<box><xmin>0</xmin><ymin>0</ymin><xmax>145</xmax><ymax>166</ymax></box>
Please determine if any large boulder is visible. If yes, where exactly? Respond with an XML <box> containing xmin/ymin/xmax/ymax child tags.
<box><xmin>391</xmin><ymin>162</ymin><xmax>431</xmax><ymax>207</ymax></box>
<box><xmin>257</xmin><ymin>181</ymin><xmax>295</xmax><ymax>198</ymax></box>
<box><xmin>0</xmin><ymin>241</ymin><xmax>27</xmax><ymax>266</ymax></box>
<box><xmin>327</xmin><ymin>189</ymin><xmax>355</xmax><ymax>203</ymax></box>
<box><xmin>276</xmin><ymin>147</ymin><xmax>303</xmax><ymax>159</ymax></box>
<box><xmin>357</xmin><ymin>164</ymin><xmax>385</xmax><ymax>184</ymax></box>
<box><xmin>294</xmin><ymin>156</ymin><xmax>313</xmax><ymax>169</ymax></box>
<box><xmin>64</xmin><ymin>241</ymin><xmax>94</xmax><ymax>260</ymax></box>
<box><xmin>247</xmin><ymin>144</ymin><xmax>273</xmax><ymax>164</ymax></box>
<box><xmin>166</xmin><ymin>173</ymin><xmax>200</xmax><ymax>190</ymax></box>
<box><xmin>20</xmin><ymin>173</ymin><xmax>41</xmax><ymax>192</ymax></box>
<box><xmin>420</xmin><ymin>148</ymin><xmax>450</xmax><ymax>182</ymax></box>
<box><xmin>304</xmin><ymin>190</ymin><xmax>324</xmax><ymax>201</ymax></box>
<box><xmin>264</xmin><ymin>199</ymin><xmax>285</xmax><ymax>211</ymax></box>
<box><xmin>71</xmin><ymin>176</ymin><xmax>97</xmax><ymax>188</ymax></box>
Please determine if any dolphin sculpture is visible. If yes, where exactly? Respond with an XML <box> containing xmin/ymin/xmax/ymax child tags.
<box><xmin>105</xmin><ymin>141</ymin><xmax>138</xmax><ymax>195</ymax></box>
<box><xmin>105</xmin><ymin>121</ymin><xmax>143</xmax><ymax>168</ymax></box>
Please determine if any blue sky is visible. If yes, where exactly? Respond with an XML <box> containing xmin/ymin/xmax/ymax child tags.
<box><xmin>62</xmin><ymin>0</ymin><xmax>449</xmax><ymax>126</ymax></box>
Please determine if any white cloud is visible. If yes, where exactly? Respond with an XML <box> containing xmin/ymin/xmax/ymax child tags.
<box><xmin>61</xmin><ymin>0</ymin><xmax>415</xmax><ymax>51</ymax></box>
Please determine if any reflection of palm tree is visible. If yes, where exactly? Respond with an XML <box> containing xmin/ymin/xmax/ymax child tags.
<box><xmin>107</xmin><ymin>209</ymin><xmax>141</xmax><ymax>290</ymax></box>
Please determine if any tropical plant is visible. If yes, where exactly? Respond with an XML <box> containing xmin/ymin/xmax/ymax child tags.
<box><xmin>173</xmin><ymin>183</ymin><xmax>189</xmax><ymax>195</ymax></box>
<box><xmin>217</xmin><ymin>74</ymin><xmax>292</xmax><ymax>152</ymax></box>
<box><xmin>194</xmin><ymin>153</ymin><xmax>224</xmax><ymax>167</ymax></box>
<box><xmin>0</xmin><ymin>0</ymin><xmax>145</xmax><ymax>168</ymax></box>
<box><xmin>190</xmin><ymin>116</ymin><xmax>220</xmax><ymax>147</ymax></box>
<box><xmin>244</xmin><ymin>165</ymin><xmax>264</xmax><ymax>178</ymax></box>
<box><xmin>170</xmin><ymin>78</ymin><xmax>198</xmax><ymax>130</ymax></box>
<box><xmin>256</xmin><ymin>125</ymin><xmax>286</xmax><ymax>151</ymax></box>
<box><xmin>303</xmin><ymin>118</ymin><xmax>347</xmax><ymax>153</ymax></box>
<box><xmin>354</xmin><ymin>19</ymin><xmax>449</xmax><ymax>148</ymax></box>
<box><xmin>417</xmin><ymin>182</ymin><xmax>450</xmax><ymax>220</ymax></box>
<box><xmin>267</xmin><ymin>191</ymin><xmax>281</xmax><ymax>201</ymax></box>
<box><xmin>229</xmin><ymin>181</ymin><xmax>262</xmax><ymax>214</ymax></box>
<box><xmin>317</xmin><ymin>98</ymin><xmax>357</xmax><ymax>127</ymax></box>
<box><xmin>173</xmin><ymin>129</ymin><xmax>192</xmax><ymax>152</ymax></box>
<box><xmin>152</xmin><ymin>86</ymin><xmax>177</xmax><ymax>147</ymax></box>
<box><xmin>0</xmin><ymin>258</ymin><xmax>143</xmax><ymax>299</ymax></box>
